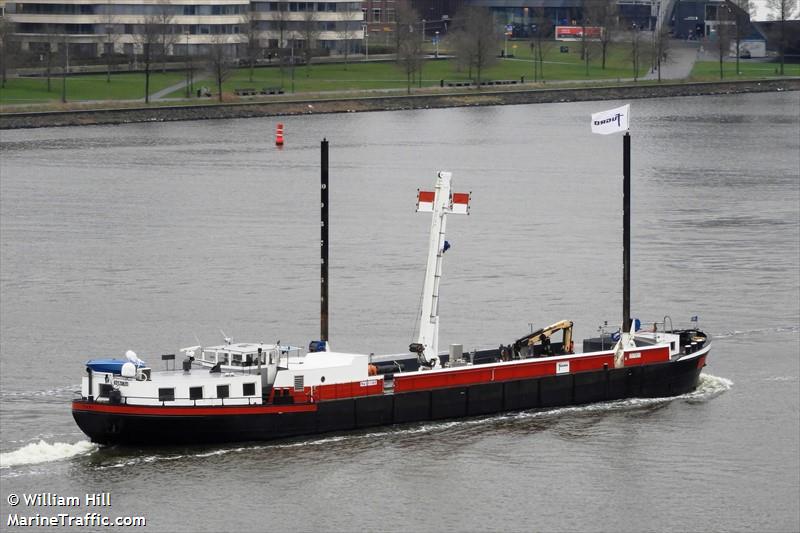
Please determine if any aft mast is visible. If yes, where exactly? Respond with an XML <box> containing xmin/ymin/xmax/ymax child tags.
<box><xmin>410</xmin><ymin>172</ymin><xmax>470</xmax><ymax>368</ymax></box>
<box><xmin>321</xmin><ymin>139</ymin><xmax>329</xmax><ymax>344</ymax></box>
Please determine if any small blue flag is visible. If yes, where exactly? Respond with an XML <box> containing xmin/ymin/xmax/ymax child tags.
<box><xmin>691</xmin><ymin>316</ymin><xmax>698</xmax><ymax>322</ymax></box>
<box><xmin>442</xmin><ymin>240</ymin><xmax>451</xmax><ymax>253</ymax></box>
<box><xmin>611</xmin><ymin>330</ymin><xmax>621</xmax><ymax>342</ymax></box>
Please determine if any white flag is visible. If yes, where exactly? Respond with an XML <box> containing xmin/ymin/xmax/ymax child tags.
<box><xmin>591</xmin><ymin>104</ymin><xmax>630</xmax><ymax>135</ymax></box>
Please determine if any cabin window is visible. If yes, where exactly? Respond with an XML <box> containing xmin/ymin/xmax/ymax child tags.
<box><xmin>671</xmin><ymin>341</ymin><xmax>676</xmax><ymax>352</ymax></box>
<box><xmin>158</xmin><ymin>388</ymin><xmax>175</xmax><ymax>402</ymax></box>
<box><xmin>98</xmin><ymin>383</ymin><xmax>112</xmax><ymax>398</ymax></box>
<box><xmin>294</xmin><ymin>375</ymin><xmax>304</xmax><ymax>391</ymax></box>
<box><xmin>217</xmin><ymin>385</ymin><xmax>230</xmax><ymax>399</ymax></box>
<box><xmin>189</xmin><ymin>386</ymin><xmax>203</xmax><ymax>400</ymax></box>
<box><xmin>243</xmin><ymin>383</ymin><xmax>256</xmax><ymax>396</ymax></box>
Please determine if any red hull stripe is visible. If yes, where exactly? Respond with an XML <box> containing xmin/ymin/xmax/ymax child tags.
<box><xmin>394</xmin><ymin>347</ymin><xmax>671</xmax><ymax>393</ymax></box>
<box><xmin>72</xmin><ymin>401</ymin><xmax>317</xmax><ymax>416</ymax></box>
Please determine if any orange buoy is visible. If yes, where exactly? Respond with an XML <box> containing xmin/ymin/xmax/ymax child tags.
<box><xmin>276</xmin><ymin>123</ymin><xmax>284</xmax><ymax>146</ymax></box>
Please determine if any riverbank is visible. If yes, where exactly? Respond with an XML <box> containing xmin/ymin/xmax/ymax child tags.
<box><xmin>1</xmin><ymin>78</ymin><xmax>798</xmax><ymax>129</ymax></box>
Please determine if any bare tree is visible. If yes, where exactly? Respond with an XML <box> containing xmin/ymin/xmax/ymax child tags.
<box><xmin>273</xmin><ymin>0</ymin><xmax>290</xmax><ymax>87</ymax></box>
<box><xmin>42</xmin><ymin>24</ymin><xmax>61</xmax><ymax>92</ymax></box>
<box><xmin>396</xmin><ymin>2</ymin><xmax>422</xmax><ymax>94</ymax></box>
<box><xmin>300</xmin><ymin>7</ymin><xmax>321</xmax><ymax>76</ymax></box>
<box><xmin>155</xmin><ymin>0</ymin><xmax>178</xmax><ymax>73</ymax></box>
<box><xmin>395</xmin><ymin>0</ymin><xmax>422</xmax><ymax>91</ymax></box>
<box><xmin>715</xmin><ymin>7</ymin><xmax>734</xmax><ymax>79</ymax></box>
<box><xmin>453</xmin><ymin>6</ymin><xmax>500</xmax><ymax>88</ymax></box>
<box><xmin>628</xmin><ymin>25</ymin><xmax>646</xmax><ymax>81</ymax></box>
<box><xmin>0</xmin><ymin>17</ymin><xmax>16</xmax><ymax>88</ymax></box>
<box><xmin>102</xmin><ymin>1</ymin><xmax>120</xmax><ymax>83</ymax></box>
<box><xmin>133</xmin><ymin>16</ymin><xmax>162</xmax><ymax>103</ymax></box>
<box><xmin>530</xmin><ymin>8</ymin><xmax>554</xmax><ymax>81</ymax></box>
<box><xmin>728</xmin><ymin>0</ymin><xmax>752</xmax><ymax>76</ymax></box>
<box><xmin>60</xmin><ymin>34</ymin><xmax>68</xmax><ymax>103</ymax></box>
<box><xmin>207</xmin><ymin>33</ymin><xmax>235</xmax><ymax>102</ymax></box>
<box><xmin>651</xmin><ymin>23</ymin><xmax>671</xmax><ymax>82</ymax></box>
<box><xmin>589</xmin><ymin>0</ymin><xmax>617</xmax><ymax>69</ymax></box>
<box><xmin>275</xmin><ymin>0</ymin><xmax>289</xmax><ymax>49</ymax></box>
<box><xmin>579</xmin><ymin>0</ymin><xmax>591</xmax><ymax>72</ymax></box>
<box><xmin>242</xmin><ymin>6</ymin><xmax>261</xmax><ymax>82</ymax></box>
<box><xmin>450</xmin><ymin>26</ymin><xmax>474</xmax><ymax>79</ymax></box>
<box><xmin>767</xmin><ymin>0</ymin><xmax>798</xmax><ymax>75</ymax></box>
<box><xmin>338</xmin><ymin>19</ymin><xmax>355</xmax><ymax>69</ymax></box>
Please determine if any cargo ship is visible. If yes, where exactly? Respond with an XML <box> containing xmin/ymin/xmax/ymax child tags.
<box><xmin>72</xmin><ymin>140</ymin><xmax>710</xmax><ymax>446</ymax></box>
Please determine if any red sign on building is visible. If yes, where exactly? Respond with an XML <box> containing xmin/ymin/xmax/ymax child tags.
<box><xmin>555</xmin><ymin>26</ymin><xmax>604</xmax><ymax>41</ymax></box>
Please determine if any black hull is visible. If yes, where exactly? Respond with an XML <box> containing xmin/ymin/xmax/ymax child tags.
<box><xmin>73</xmin><ymin>356</ymin><xmax>704</xmax><ymax>446</ymax></box>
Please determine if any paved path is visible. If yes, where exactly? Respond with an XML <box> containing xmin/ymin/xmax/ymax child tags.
<box><xmin>644</xmin><ymin>40</ymin><xmax>700</xmax><ymax>81</ymax></box>
<box><xmin>150</xmin><ymin>78</ymin><xmax>203</xmax><ymax>100</ymax></box>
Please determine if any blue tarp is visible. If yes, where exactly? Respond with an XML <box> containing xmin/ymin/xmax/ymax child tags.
<box><xmin>85</xmin><ymin>358</ymin><xmax>144</xmax><ymax>374</ymax></box>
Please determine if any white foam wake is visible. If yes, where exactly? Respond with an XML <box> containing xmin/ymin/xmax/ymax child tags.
<box><xmin>0</xmin><ymin>440</ymin><xmax>97</xmax><ymax>468</ymax></box>
<box><xmin>713</xmin><ymin>325</ymin><xmax>799</xmax><ymax>339</ymax></box>
<box><xmin>693</xmin><ymin>373</ymin><xmax>733</xmax><ymax>396</ymax></box>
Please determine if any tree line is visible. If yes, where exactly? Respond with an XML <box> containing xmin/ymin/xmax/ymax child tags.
<box><xmin>1</xmin><ymin>0</ymin><xmax>797</xmax><ymax>100</ymax></box>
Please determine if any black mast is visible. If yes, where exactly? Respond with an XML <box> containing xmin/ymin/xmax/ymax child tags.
<box><xmin>321</xmin><ymin>139</ymin><xmax>329</xmax><ymax>342</ymax></box>
<box><xmin>623</xmin><ymin>132</ymin><xmax>631</xmax><ymax>331</ymax></box>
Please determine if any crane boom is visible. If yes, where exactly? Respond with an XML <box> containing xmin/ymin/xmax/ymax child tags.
<box><xmin>410</xmin><ymin>172</ymin><xmax>470</xmax><ymax>368</ymax></box>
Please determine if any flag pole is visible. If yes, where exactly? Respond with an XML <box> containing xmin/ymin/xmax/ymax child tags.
<box><xmin>321</xmin><ymin>139</ymin><xmax>329</xmax><ymax>343</ymax></box>
<box><xmin>623</xmin><ymin>131</ymin><xmax>631</xmax><ymax>332</ymax></box>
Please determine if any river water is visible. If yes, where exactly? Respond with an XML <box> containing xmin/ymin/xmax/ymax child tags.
<box><xmin>1</xmin><ymin>92</ymin><xmax>798</xmax><ymax>532</ymax></box>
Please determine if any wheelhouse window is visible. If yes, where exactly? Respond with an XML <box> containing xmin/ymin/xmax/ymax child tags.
<box><xmin>189</xmin><ymin>386</ymin><xmax>203</xmax><ymax>400</ymax></box>
<box><xmin>158</xmin><ymin>388</ymin><xmax>175</xmax><ymax>402</ymax></box>
<box><xmin>243</xmin><ymin>383</ymin><xmax>256</xmax><ymax>396</ymax></box>
<box><xmin>98</xmin><ymin>383</ymin><xmax>112</xmax><ymax>398</ymax></box>
<box><xmin>217</xmin><ymin>385</ymin><xmax>230</xmax><ymax>399</ymax></box>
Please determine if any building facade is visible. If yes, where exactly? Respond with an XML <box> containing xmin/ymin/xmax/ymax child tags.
<box><xmin>251</xmin><ymin>1</ymin><xmax>363</xmax><ymax>52</ymax></box>
<box><xmin>5</xmin><ymin>0</ymin><xmax>363</xmax><ymax>57</ymax></box>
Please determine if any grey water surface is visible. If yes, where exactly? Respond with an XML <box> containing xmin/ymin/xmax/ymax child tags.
<box><xmin>1</xmin><ymin>92</ymin><xmax>798</xmax><ymax>532</ymax></box>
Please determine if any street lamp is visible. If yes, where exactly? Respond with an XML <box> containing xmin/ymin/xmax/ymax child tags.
<box><xmin>184</xmin><ymin>30</ymin><xmax>192</xmax><ymax>98</ymax></box>
<box><xmin>362</xmin><ymin>24</ymin><xmax>369</xmax><ymax>62</ymax></box>
<box><xmin>435</xmin><ymin>31</ymin><xmax>439</xmax><ymax>58</ymax></box>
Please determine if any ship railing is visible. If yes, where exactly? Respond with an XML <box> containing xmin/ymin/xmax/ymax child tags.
<box><xmin>114</xmin><ymin>395</ymin><xmax>264</xmax><ymax>407</ymax></box>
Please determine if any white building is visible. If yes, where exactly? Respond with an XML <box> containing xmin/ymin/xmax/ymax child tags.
<box><xmin>5</xmin><ymin>0</ymin><xmax>363</xmax><ymax>57</ymax></box>
<box><xmin>251</xmin><ymin>1</ymin><xmax>363</xmax><ymax>53</ymax></box>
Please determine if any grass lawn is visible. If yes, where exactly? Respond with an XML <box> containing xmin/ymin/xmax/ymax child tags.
<box><xmin>3</xmin><ymin>40</ymin><xmax>794</xmax><ymax>107</ymax></box>
<box><xmin>689</xmin><ymin>60</ymin><xmax>800</xmax><ymax>80</ymax></box>
<box><xmin>170</xmin><ymin>41</ymin><xmax>647</xmax><ymax>98</ymax></box>
<box><xmin>0</xmin><ymin>72</ymin><xmax>186</xmax><ymax>105</ymax></box>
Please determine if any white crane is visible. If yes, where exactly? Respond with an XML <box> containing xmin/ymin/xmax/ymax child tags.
<box><xmin>410</xmin><ymin>172</ymin><xmax>470</xmax><ymax>368</ymax></box>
